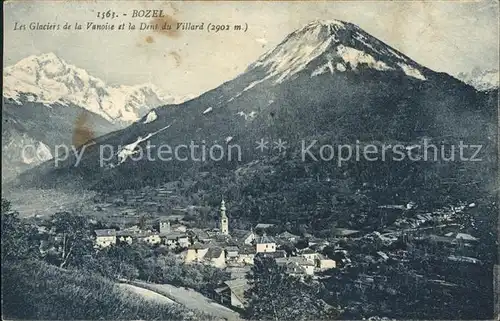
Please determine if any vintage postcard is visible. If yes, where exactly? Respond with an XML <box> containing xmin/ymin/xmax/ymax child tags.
<box><xmin>2</xmin><ymin>0</ymin><xmax>499</xmax><ymax>320</ymax></box>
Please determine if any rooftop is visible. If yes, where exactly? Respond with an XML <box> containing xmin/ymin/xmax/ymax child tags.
<box><xmin>95</xmin><ymin>229</ymin><xmax>116</xmax><ymax>237</ymax></box>
<box><xmin>240</xmin><ymin>246</ymin><xmax>256</xmax><ymax>255</ymax></box>
<box><xmin>205</xmin><ymin>247</ymin><xmax>224</xmax><ymax>259</ymax></box>
<box><xmin>232</xmin><ymin>229</ymin><xmax>254</xmax><ymax>240</ymax></box>
<box><xmin>453</xmin><ymin>232</ymin><xmax>479</xmax><ymax>241</ymax></box>
<box><xmin>256</xmin><ymin>235</ymin><xmax>275</xmax><ymax>244</ymax></box>
<box><xmin>189</xmin><ymin>228</ymin><xmax>211</xmax><ymax>240</ymax></box>
<box><xmin>254</xmin><ymin>223</ymin><xmax>276</xmax><ymax>229</ymax></box>
<box><xmin>256</xmin><ymin>250</ymin><xmax>287</xmax><ymax>259</ymax></box>
<box><xmin>300</xmin><ymin>248</ymin><xmax>317</xmax><ymax>255</ymax></box>
<box><xmin>277</xmin><ymin>256</ymin><xmax>315</xmax><ymax>266</ymax></box>
<box><xmin>278</xmin><ymin>231</ymin><xmax>300</xmax><ymax>238</ymax></box>
<box><xmin>224</xmin><ymin>279</ymin><xmax>250</xmax><ymax>303</ymax></box>
<box><xmin>189</xmin><ymin>242</ymin><xmax>207</xmax><ymax>250</ymax></box>
<box><xmin>331</xmin><ymin>228</ymin><xmax>360</xmax><ymax>237</ymax></box>
<box><xmin>163</xmin><ymin>232</ymin><xmax>188</xmax><ymax>240</ymax></box>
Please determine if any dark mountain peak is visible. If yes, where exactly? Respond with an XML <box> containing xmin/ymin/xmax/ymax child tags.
<box><xmin>246</xmin><ymin>19</ymin><xmax>428</xmax><ymax>83</ymax></box>
<box><xmin>295</xmin><ymin>19</ymin><xmax>352</xmax><ymax>36</ymax></box>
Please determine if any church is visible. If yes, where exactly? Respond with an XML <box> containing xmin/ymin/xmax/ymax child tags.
<box><xmin>219</xmin><ymin>199</ymin><xmax>229</xmax><ymax>235</ymax></box>
<box><xmin>184</xmin><ymin>199</ymin><xmax>280</xmax><ymax>268</ymax></box>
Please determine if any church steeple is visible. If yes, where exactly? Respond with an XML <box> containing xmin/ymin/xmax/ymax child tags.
<box><xmin>220</xmin><ymin>199</ymin><xmax>229</xmax><ymax>235</ymax></box>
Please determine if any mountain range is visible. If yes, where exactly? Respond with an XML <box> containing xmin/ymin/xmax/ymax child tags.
<box><xmin>2</xmin><ymin>97</ymin><xmax>119</xmax><ymax>182</ymax></box>
<box><xmin>3</xmin><ymin>52</ymin><xmax>189</xmax><ymax>124</ymax></box>
<box><xmin>2</xmin><ymin>53</ymin><xmax>191</xmax><ymax>182</ymax></box>
<box><xmin>10</xmin><ymin>20</ymin><xmax>498</xmax><ymax>214</ymax></box>
<box><xmin>456</xmin><ymin>68</ymin><xmax>499</xmax><ymax>91</ymax></box>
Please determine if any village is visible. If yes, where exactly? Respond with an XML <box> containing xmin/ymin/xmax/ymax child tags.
<box><xmin>94</xmin><ymin>199</ymin><xmax>340</xmax><ymax>309</ymax></box>
<box><xmin>90</xmin><ymin>185</ymin><xmax>482</xmax><ymax>312</ymax></box>
<box><xmin>5</xmin><ymin>178</ymin><xmax>488</xmax><ymax>318</ymax></box>
<box><xmin>17</xmin><ymin>181</ymin><xmax>483</xmax><ymax>314</ymax></box>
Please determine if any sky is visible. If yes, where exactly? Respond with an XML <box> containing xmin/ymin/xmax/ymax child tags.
<box><xmin>3</xmin><ymin>0</ymin><xmax>499</xmax><ymax>97</ymax></box>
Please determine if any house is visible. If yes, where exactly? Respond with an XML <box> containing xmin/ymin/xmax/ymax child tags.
<box><xmin>140</xmin><ymin>232</ymin><xmax>162</xmax><ymax>245</ymax></box>
<box><xmin>185</xmin><ymin>242</ymin><xmax>209</xmax><ymax>263</ymax></box>
<box><xmin>237</xmin><ymin>246</ymin><xmax>256</xmax><ymax>265</ymax></box>
<box><xmin>161</xmin><ymin>214</ymin><xmax>186</xmax><ymax>222</ymax></box>
<box><xmin>255</xmin><ymin>223</ymin><xmax>275</xmax><ymax>229</ymax></box>
<box><xmin>254</xmin><ymin>223</ymin><xmax>276</xmax><ymax>233</ymax></box>
<box><xmin>171</xmin><ymin>224</ymin><xmax>188</xmax><ymax>233</ymax></box>
<box><xmin>288</xmin><ymin>257</ymin><xmax>315</xmax><ymax>275</ymax></box>
<box><xmin>216</xmin><ymin>279</ymin><xmax>250</xmax><ymax>309</ymax></box>
<box><xmin>164</xmin><ymin>233</ymin><xmax>190</xmax><ymax>248</ymax></box>
<box><xmin>280</xmin><ymin>261</ymin><xmax>307</xmax><ymax>276</ymax></box>
<box><xmin>376</xmin><ymin>251</ymin><xmax>390</xmax><ymax>261</ymax></box>
<box><xmin>232</xmin><ymin>229</ymin><xmax>255</xmax><ymax>245</ymax></box>
<box><xmin>159</xmin><ymin>220</ymin><xmax>171</xmax><ymax>234</ymax></box>
<box><xmin>331</xmin><ymin>228</ymin><xmax>361</xmax><ymax>238</ymax></box>
<box><xmin>121</xmin><ymin>208</ymin><xmax>138</xmax><ymax>216</ymax></box>
<box><xmin>428</xmin><ymin>234</ymin><xmax>456</xmax><ymax>245</ymax></box>
<box><xmin>189</xmin><ymin>228</ymin><xmax>212</xmax><ymax>243</ymax></box>
<box><xmin>172</xmin><ymin>207</ymin><xmax>189</xmax><ymax>215</ymax></box>
<box><xmin>299</xmin><ymin>248</ymin><xmax>318</xmax><ymax>263</ymax></box>
<box><xmin>206</xmin><ymin>229</ymin><xmax>220</xmax><ymax>239</ymax></box>
<box><xmin>117</xmin><ymin>225</ymin><xmax>162</xmax><ymax>244</ymax></box>
<box><xmin>378</xmin><ymin>205</ymin><xmax>407</xmax><ymax>210</ymax></box>
<box><xmin>255</xmin><ymin>250</ymin><xmax>287</xmax><ymax>260</ymax></box>
<box><xmin>225</xmin><ymin>246</ymin><xmax>240</xmax><ymax>260</ymax></box>
<box><xmin>124</xmin><ymin>225</ymin><xmax>142</xmax><ymax>233</ymax></box>
<box><xmin>117</xmin><ymin>233</ymin><xmax>133</xmax><ymax>244</ymax></box>
<box><xmin>416</xmin><ymin>214</ymin><xmax>427</xmax><ymax>223</ymax></box>
<box><xmin>445</xmin><ymin>232</ymin><xmax>479</xmax><ymax>242</ymax></box>
<box><xmin>255</xmin><ymin>234</ymin><xmax>276</xmax><ymax>253</ymax></box>
<box><xmin>226</xmin><ymin>266</ymin><xmax>252</xmax><ymax>280</ymax></box>
<box><xmin>448</xmin><ymin>255</ymin><xmax>481</xmax><ymax>264</ymax></box>
<box><xmin>177</xmin><ymin>235</ymin><xmax>191</xmax><ymax>248</ymax></box>
<box><xmin>95</xmin><ymin>229</ymin><xmax>117</xmax><ymax>248</ymax></box>
<box><xmin>429</xmin><ymin>232</ymin><xmax>478</xmax><ymax>246</ymax></box>
<box><xmin>185</xmin><ymin>243</ymin><xmax>226</xmax><ymax>268</ymax></box>
<box><xmin>116</xmin><ymin>226</ymin><xmax>140</xmax><ymax>244</ymax></box>
<box><xmin>276</xmin><ymin>257</ymin><xmax>315</xmax><ymax>276</ymax></box>
<box><xmin>315</xmin><ymin>254</ymin><xmax>336</xmax><ymax>271</ymax></box>
<box><xmin>204</xmin><ymin>247</ymin><xmax>226</xmax><ymax>268</ymax></box>
<box><xmin>309</xmin><ymin>241</ymin><xmax>329</xmax><ymax>252</ymax></box>
<box><xmin>277</xmin><ymin>231</ymin><xmax>300</xmax><ymax>242</ymax></box>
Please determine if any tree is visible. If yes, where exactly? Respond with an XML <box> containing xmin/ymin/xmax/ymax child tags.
<box><xmin>245</xmin><ymin>256</ymin><xmax>336</xmax><ymax>320</ymax></box>
<box><xmin>1</xmin><ymin>199</ymin><xmax>38</xmax><ymax>263</ymax></box>
<box><xmin>138</xmin><ymin>215</ymin><xmax>147</xmax><ymax>230</ymax></box>
<box><xmin>49</xmin><ymin>212</ymin><xmax>94</xmax><ymax>268</ymax></box>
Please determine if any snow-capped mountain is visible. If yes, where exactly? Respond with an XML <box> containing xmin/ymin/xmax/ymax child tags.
<box><xmin>16</xmin><ymin>20</ymin><xmax>495</xmax><ymax>190</ymax></box>
<box><xmin>1</xmin><ymin>109</ymin><xmax>50</xmax><ymax>182</ymax></box>
<box><xmin>246</xmin><ymin>20</ymin><xmax>428</xmax><ymax>85</ymax></box>
<box><xmin>3</xmin><ymin>52</ymin><xmax>185</xmax><ymax>124</ymax></box>
<box><xmin>2</xmin><ymin>129</ymin><xmax>52</xmax><ymax>181</ymax></box>
<box><xmin>457</xmin><ymin>68</ymin><xmax>499</xmax><ymax>91</ymax></box>
<box><xmin>2</xmin><ymin>96</ymin><xmax>119</xmax><ymax>183</ymax></box>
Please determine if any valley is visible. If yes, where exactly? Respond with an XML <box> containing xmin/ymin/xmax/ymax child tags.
<box><xmin>2</xmin><ymin>14</ymin><xmax>498</xmax><ymax>321</ymax></box>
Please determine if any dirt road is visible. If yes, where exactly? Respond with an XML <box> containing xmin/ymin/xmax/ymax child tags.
<box><xmin>128</xmin><ymin>280</ymin><xmax>242</xmax><ymax>320</ymax></box>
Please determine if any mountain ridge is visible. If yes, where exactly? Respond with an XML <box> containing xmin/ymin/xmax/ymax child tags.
<box><xmin>2</xmin><ymin>97</ymin><xmax>120</xmax><ymax>183</ymax></box>
<box><xmin>247</xmin><ymin>19</ymin><xmax>429</xmax><ymax>83</ymax></box>
<box><xmin>457</xmin><ymin>68</ymin><xmax>499</xmax><ymax>91</ymax></box>
<box><xmin>3</xmin><ymin>52</ymin><xmax>188</xmax><ymax>124</ymax></box>
<box><xmin>13</xmin><ymin>19</ymin><xmax>496</xmax><ymax>191</ymax></box>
